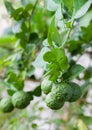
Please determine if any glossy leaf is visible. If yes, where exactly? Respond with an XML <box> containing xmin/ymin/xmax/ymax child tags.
<box><xmin>79</xmin><ymin>10</ymin><xmax>92</xmax><ymax>27</ymax></box>
<box><xmin>48</xmin><ymin>17</ymin><xmax>61</xmax><ymax>46</ymax></box>
<box><xmin>74</xmin><ymin>0</ymin><xmax>92</xmax><ymax>19</ymax></box>
<box><xmin>43</xmin><ymin>48</ymin><xmax>69</xmax><ymax>81</ymax></box>
<box><xmin>68</xmin><ymin>64</ymin><xmax>85</xmax><ymax>80</ymax></box>
<box><xmin>43</xmin><ymin>48</ymin><xmax>66</xmax><ymax>63</ymax></box>
<box><xmin>73</xmin><ymin>0</ymin><xmax>87</xmax><ymax>15</ymax></box>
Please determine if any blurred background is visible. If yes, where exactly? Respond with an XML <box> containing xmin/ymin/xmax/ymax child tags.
<box><xmin>0</xmin><ymin>0</ymin><xmax>92</xmax><ymax>130</ymax></box>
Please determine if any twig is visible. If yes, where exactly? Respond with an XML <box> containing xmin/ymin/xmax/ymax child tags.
<box><xmin>30</xmin><ymin>0</ymin><xmax>39</xmax><ymax>20</ymax></box>
<box><xmin>60</xmin><ymin>20</ymin><xmax>74</xmax><ymax>49</ymax></box>
<box><xmin>28</xmin><ymin>0</ymin><xmax>39</xmax><ymax>38</ymax></box>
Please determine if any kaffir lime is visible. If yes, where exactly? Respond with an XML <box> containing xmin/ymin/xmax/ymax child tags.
<box><xmin>45</xmin><ymin>92</ymin><xmax>64</xmax><ymax>110</ymax></box>
<box><xmin>51</xmin><ymin>83</ymin><xmax>73</xmax><ymax>101</ymax></box>
<box><xmin>68</xmin><ymin>82</ymin><xmax>82</xmax><ymax>102</ymax></box>
<box><xmin>41</xmin><ymin>77</ymin><xmax>52</xmax><ymax>94</ymax></box>
<box><xmin>12</xmin><ymin>91</ymin><xmax>31</xmax><ymax>109</ymax></box>
<box><xmin>0</xmin><ymin>97</ymin><xmax>14</xmax><ymax>113</ymax></box>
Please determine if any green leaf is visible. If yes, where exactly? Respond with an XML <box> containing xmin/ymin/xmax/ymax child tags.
<box><xmin>4</xmin><ymin>0</ymin><xmax>14</xmax><ymax>15</ymax></box>
<box><xmin>21</xmin><ymin>22</ymin><xmax>29</xmax><ymax>32</ymax></box>
<box><xmin>68</xmin><ymin>64</ymin><xmax>85</xmax><ymax>80</ymax></box>
<box><xmin>44</xmin><ymin>48</ymin><xmax>69</xmax><ymax>81</ymax></box>
<box><xmin>43</xmin><ymin>51</ymin><xmax>55</xmax><ymax>62</ymax></box>
<box><xmin>80</xmin><ymin>21</ymin><xmax>92</xmax><ymax>42</ymax></box>
<box><xmin>33</xmin><ymin>86</ymin><xmax>42</xmax><ymax>97</ymax></box>
<box><xmin>63</xmin><ymin>0</ymin><xmax>74</xmax><ymax>15</ymax></box>
<box><xmin>52</xmin><ymin>29</ymin><xmax>62</xmax><ymax>46</ymax></box>
<box><xmin>33</xmin><ymin>47</ymin><xmax>49</xmax><ymax>68</ymax></box>
<box><xmin>31</xmin><ymin>6</ymin><xmax>46</xmax><ymax>34</ymax></box>
<box><xmin>68</xmin><ymin>40</ymin><xmax>83</xmax><ymax>55</ymax></box>
<box><xmin>0</xmin><ymin>36</ymin><xmax>16</xmax><ymax>44</ymax></box>
<box><xmin>46</xmin><ymin>63</ymin><xmax>60</xmax><ymax>81</ymax></box>
<box><xmin>6</xmin><ymin>72</ymin><xmax>24</xmax><ymax>90</ymax></box>
<box><xmin>43</xmin><ymin>48</ymin><xmax>66</xmax><ymax>63</ymax></box>
<box><xmin>0</xmin><ymin>48</ymin><xmax>10</xmax><ymax>70</ymax></box>
<box><xmin>0</xmin><ymin>36</ymin><xmax>16</xmax><ymax>50</ymax></box>
<box><xmin>48</xmin><ymin>17</ymin><xmax>61</xmax><ymax>46</ymax></box>
<box><xmin>84</xmin><ymin>67</ymin><xmax>92</xmax><ymax>80</ymax></box>
<box><xmin>59</xmin><ymin>56</ymin><xmax>69</xmax><ymax>70</ymax></box>
<box><xmin>11</xmin><ymin>7</ymin><xmax>24</xmax><ymax>19</ymax></box>
<box><xmin>7</xmin><ymin>89</ymin><xmax>16</xmax><ymax>96</ymax></box>
<box><xmin>79</xmin><ymin>10</ymin><xmax>92</xmax><ymax>27</ymax></box>
<box><xmin>24</xmin><ymin>3</ymin><xmax>33</xmax><ymax>11</ymax></box>
<box><xmin>73</xmin><ymin>0</ymin><xmax>87</xmax><ymax>15</ymax></box>
<box><xmin>80</xmin><ymin>115</ymin><xmax>92</xmax><ymax>125</ymax></box>
<box><xmin>74</xmin><ymin>0</ymin><xmax>92</xmax><ymax>19</ymax></box>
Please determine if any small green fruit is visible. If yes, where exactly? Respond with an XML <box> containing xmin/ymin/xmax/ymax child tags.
<box><xmin>68</xmin><ymin>82</ymin><xmax>82</xmax><ymax>102</ymax></box>
<box><xmin>41</xmin><ymin>77</ymin><xmax>52</xmax><ymax>94</ymax></box>
<box><xmin>0</xmin><ymin>97</ymin><xmax>14</xmax><ymax>113</ymax></box>
<box><xmin>12</xmin><ymin>91</ymin><xmax>32</xmax><ymax>109</ymax></box>
<box><xmin>45</xmin><ymin>92</ymin><xmax>64</xmax><ymax>110</ymax></box>
<box><xmin>52</xmin><ymin>83</ymin><xmax>73</xmax><ymax>101</ymax></box>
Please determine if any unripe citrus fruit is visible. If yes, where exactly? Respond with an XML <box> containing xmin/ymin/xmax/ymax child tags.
<box><xmin>0</xmin><ymin>97</ymin><xmax>14</xmax><ymax>113</ymax></box>
<box><xmin>41</xmin><ymin>77</ymin><xmax>52</xmax><ymax>94</ymax></box>
<box><xmin>68</xmin><ymin>82</ymin><xmax>82</xmax><ymax>102</ymax></box>
<box><xmin>45</xmin><ymin>92</ymin><xmax>64</xmax><ymax>110</ymax></box>
<box><xmin>12</xmin><ymin>91</ymin><xmax>32</xmax><ymax>109</ymax></box>
<box><xmin>51</xmin><ymin>83</ymin><xmax>73</xmax><ymax>101</ymax></box>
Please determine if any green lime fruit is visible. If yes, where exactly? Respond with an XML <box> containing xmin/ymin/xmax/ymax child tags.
<box><xmin>41</xmin><ymin>77</ymin><xmax>52</xmax><ymax>94</ymax></box>
<box><xmin>68</xmin><ymin>82</ymin><xmax>82</xmax><ymax>102</ymax></box>
<box><xmin>0</xmin><ymin>97</ymin><xmax>14</xmax><ymax>113</ymax></box>
<box><xmin>45</xmin><ymin>92</ymin><xmax>64</xmax><ymax>110</ymax></box>
<box><xmin>12</xmin><ymin>91</ymin><xmax>32</xmax><ymax>109</ymax></box>
<box><xmin>51</xmin><ymin>83</ymin><xmax>73</xmax><ymax>101</ymax></box>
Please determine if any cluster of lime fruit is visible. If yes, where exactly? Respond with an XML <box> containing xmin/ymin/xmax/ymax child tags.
<box><xmin>0</xmin><ymin>77</ymin><xmax>82</xmax><ymax>113</ymax></box>
<box><xmin>0</xmin><ymin>91</ymin><xmax>33</xmax><ymax>113</ymax></box>
<box><xmin>41</xmin><ymin>77</ymin><xmax>82</xmax><ymax>110</ymax></box>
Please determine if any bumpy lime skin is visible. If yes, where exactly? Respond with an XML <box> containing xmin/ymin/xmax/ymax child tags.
<box><xmin>46</xmin><ymin>92</ymin><xmax>64</xmax><ymax>110</ymax></box>
<box><xmin>51</xmin><ymin>83</ymin><xmax>73</xmax><ymax>101</ymax></box>
<box><xmin>0</xmin><ymin>97</ymin><xmax>14</xmax><ymax>113</ymax></box>
<box><xmin>41</xmin><ymin>77</ymin><xmax>52</xmax><ymax>94</ymax></box>
<box><xmin>68</xmin><ymin>82</ymin><xmax>82</xmax><ymax>102</ymax></box>
<box><xmin>12</xmin><ymin>91</ymin><xmax>31</xmax><ymax>109</ymax></box>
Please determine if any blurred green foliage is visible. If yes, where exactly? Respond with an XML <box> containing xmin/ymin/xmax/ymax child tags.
<box><xmin>0</xmin><ymin>0</ymin><xmax>92</xmax><ymax>130</ymax></box>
